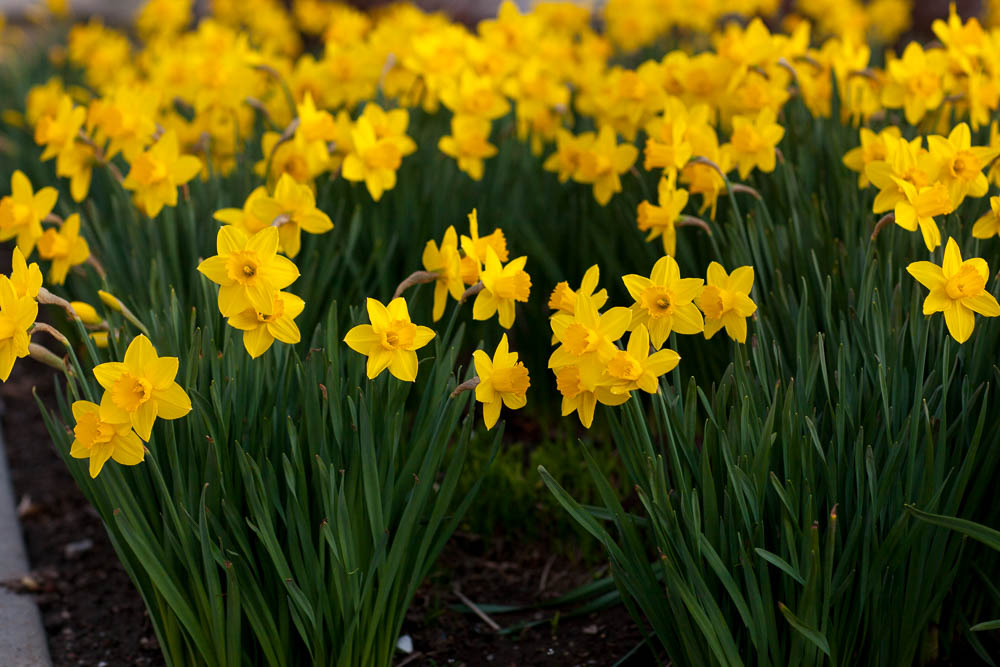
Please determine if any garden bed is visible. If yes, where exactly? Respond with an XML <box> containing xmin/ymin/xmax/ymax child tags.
<box><xmin>2</xmin><ymin>358</ymin><xmax>653</xmax><ymax>666</ymax></box>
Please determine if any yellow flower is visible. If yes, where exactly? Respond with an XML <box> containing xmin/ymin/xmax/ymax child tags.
<box><xmin>574</xmin><ymin>125</ymin><xmax>638</xmax><ymax>206</ymax></box>
<box><xmin>842</xmin><ymin>127</ymin><xmax>901</xmax><ymax>189</ymax></box>
<box><xmin>341</xmin><ymin>106</ymin><xmax>415</xmax><ymax>201</ymax></box>
<box><xmin>197</xmin><ymin>226</ymin><xmax>300</xmax><ymax>317</ymax></box>
<box><xmin>926</xmin><ymin>123</ymin><xmax>999</xmax><ymax>209</ymax></box>
<box><xmin>473</xmin><ymin>247</ymin><xmax>531</xmax><ymax>329</ymax></box>
<box><xmin>643</xmin><ymin>97</ymin><xmax>699</xmax><ymax>175</ymax></box>
<box><xmin>214</xmin><ymin>186</ymin><xmax>271</xmax><ymax>236</ymax></box>
<box><xmin>637</xmin><ymin>172</ymin><xmax>689</xmax><ymax>256</ymax></box>
<box><xmin>549</xmin><ymin>292</ymin><xmax>630</xmax><ymax>369</ymax></box>
<box><xmin>554</xmin><ymin>358</ymin><xmax>628</xmax><ymax>430</ymax></box>
<box><xmin>881</xmin><ymin>42</ymin><xmax>946</xmax><ymax>125</ymax></box>
<box><xmin>622</xmin><ymin>255</ymin><xmax>704</xmax><ymax>349</ymax></box>
<box><xmin>34</xmin><ymin>94</ymin><xmax>85</xmax><ymax>161</ymax></box>
<box><xmin>227</xmin><ymin>290</ymin><xmax>305</xmax><ymax>359</ymax></box>
<box><xmin>0</xmin><ymin>275</ymin><xmax>37</xmax><ymax>382</ymax></box>
<box><xmin>605</xmin><ymin>324</ymin><xmax>680</xmax><ymax>394</ymax></box>
<box><xmin>421</xmin><ymin>226</ymin><xmax>464</xmax><ymax>322</ymax></box>
<box><xmin>93</xmin><ymin>334</ymin><xmax>192</xmax><ymax>441</ymax></box>
<box><xmin>0</xmin><ymin>170</ymin><xmax>59</xmax><ymax>256</ymax></box>
<box><xmin>343</xmin><ymin>297</ymin><xmax>436</xmax><ymax>382</ymax></box>
<box><xmin>55</xmin><ymin>141</ymin><xmax>97</xmax><ymax>202</ymax></box>
<box><xmin>548</xmin><ymin>264</ymin><xmax>608</xmax><ymax>315</ymax></box>
<box><xmin>697</xmin><ymin>262</ymin><xmax>757</xmax><ymax>343</ymax></box>
<box><xmin>473</xmin><ymin>333</ymin><xmax>530</xmax><ymax>430</ymax></box>
<box><xmin>9</xmin><ymin>247</ymin><xmax>42</xmax><ymax>299</ymax></box>
<box><xmin>891</xmin><ymin>179</ymin><xmax>952</xmax><ymax>252</ymax></box>
<box><xmin>459</xmin><ymin>209</ymin><xmax>508</xmax><ymax>285</ymax></box>
<box><xmin>972</xmin><ymin>196</ymin><xmax>1000</xmax><ymax>239</ymax></box>
<box><xmin>122</xmin><ymin>130</ymin><xmax>202</xmax><ymax>218</ymax></box>
<box><xmin>725</xmin><ymin>107</ymin><xmax>784</xmax><ymax>180</ymax></box>
<box><xmin>69</xmin><ymin>400</ymin><xmax>144</xmax><ymax>479</ymax></box>
<box><xmin>865</xmin><ymin>135</ymin><xmax>939</xmax><ymax>215</ymax></box>
<box><xmin>440</xmin><ymin>69</ymin><xmax>511</xmax><ymax>120</ymax></box>
<box><xmin>36</xmin><ymin>213</ymin><xmax>89</xmax><ymax>285</ymax></box>
<box><xmin>250</xmin><ymin>174</ymin><xmax>334</xmax><ymax>258</ymax></box>
<box><xmin>543</xmin><ymin>130</ymin><xmax>592</xmax><ymax>183</ymax></box>
<box><xmin>907</xmin><ymin>238</ymin><xmax>1000</xmax><ymax>343</ymax></box>
<box><xmin>438</xmin><ymin>116</ymin><xmax>498</xmax><ymax>182</ymax></box>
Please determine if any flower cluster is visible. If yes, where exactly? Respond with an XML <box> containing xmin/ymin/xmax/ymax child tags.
<box><xmin>549</xmin><ymin>256</ymin><xmax>756</xmax><ymax>428</ymax></box>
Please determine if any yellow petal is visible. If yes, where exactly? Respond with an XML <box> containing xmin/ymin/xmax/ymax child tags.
<box><xmin>155</xmin><ymin>382</ymin><xmax>192</xmax><ymax>419</ymax></box>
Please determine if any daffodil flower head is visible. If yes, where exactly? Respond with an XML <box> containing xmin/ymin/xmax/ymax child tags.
<box><xmin>697</xmin><ymin>262</ymin><xmax>757</xmax><ymax>343</ymax></box>
<box><xmin>228</xmin><ymin>290</ymin><xmax>305</xmax><ymax>359</ymax></box>
<box><xmin>926</xmin><ymin>123</ymin><xmax>999</xmax><ymax>209</ymax></box>
<box><xmin>343</xmin><ymin>297</ymin><xmax>436</xmax><ymax>382</ymax></box>
<box><xmin>460</xmin><ymin>209</ymin><xmax>508</xmax><ymax>285</ymax></box>
<box><xmin>121</xmin><ymin>130</ymin><xmax>202</xmax><ymax>218</ymax></box>
<box><xmin>421</xmin><ymin>226</ymin><xmax>464</xmax><ymax>321</ymax></box>
<box><xmin>197</xmin><ymin>226</ymin><xmax>300</xmax><ymax>318</ymax></box>
<box><xmin>473</xmin><ymin>333</ymin><xmax>530</xmax><ymax>430</ymax></box>
<box><xmin>548</xmin><ymin>264</ymin><xmax>608</xmax><ymax>315</ymax></box>
<box><xmin>0</xmin><ymin>275</ymin><xmax>37</xmax><ymax>382</ymax></box>
<box><xmin>637</xmin><ymin>172</ymin><xmax>689</xmax><ymax>256</ymax></box>
<box><xmin>473</xmin><ymin>247</ymin><xmax>531</xmax><ymax>329</ymax></box>
<box><xmin>0</xmin><ymin>170</ymin><xmax>58</xmax><ymax>256</ymax></box>
<box><xmin>549</xmin><ymin>292</ymin><xmax>630</xmax><ymax>368</ymax></box>
<box><xmin>973</xmin><ymin>195</ymin><xmax>1000</xmax><ymax>239</ymax></box>
<box><xmin>69</xmin><ymin>400</ymin><xmax>144</xmax><ymax>478</ymax></box>
<box><xmin>907</xmin><ymin>238</ymin><xmax>1000</xmax><ymax>343</ymax></box>
<box><xmin>726</xmin><ymin>107</ymin><xmax>784</xmax><ymax>179</ymax></box>
<box><xmin>250</xmin><ymin>173</ymin><xmax>334</xmax><ymax>258</ymax></box>
<box><xmin>891</xmin><ymin>178</ymin><xmax>952</xmax><ymax>252</ymax></box>
<box><xmin>10</xmin><ymin>246</ymin><xmax>42</xmax><ymax>299</ymax></box>
<box><xmin>622</xmin><ymin>255</ymin><xmax>704</xmax><ymax>349</ymax></box>
<box><xmin>92</xmin><ymin>334</ymin><xmax>192</xmax><ymax>441</ymax></box>
<box><xmin>605</xmin><ymin>324</ymin><xmax>680</xmax><ymax>394</ymax></box>
<box><xmin>36</xmin><ymin>213</ymin><xmax>90</xmax><ymax>285</ymax></box>
<box><xmin>554</xmin><ymin>356</ymin><xmax>628</xmax><ymax>429</ymax></box>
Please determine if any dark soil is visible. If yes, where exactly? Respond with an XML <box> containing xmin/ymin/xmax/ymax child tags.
<box><xmin>2</xmin><ymin>357</ymin><xmax>656</xmax><ymax>667</ymax></box>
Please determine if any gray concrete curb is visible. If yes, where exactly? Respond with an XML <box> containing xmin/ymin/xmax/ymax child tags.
<box><xmin>0</xmin><ymin>399</ymin><xmax>52</xmax><ymax>667</ymax></box>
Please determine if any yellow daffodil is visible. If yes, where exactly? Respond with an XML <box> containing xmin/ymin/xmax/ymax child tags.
<box><xmin>842</xmin><ymin>127</ymin><xmax>901</xmax><ymax>189</ymax></box>
<box><xmin>972</xmin><ymin>196</ymin><xmax>1000</xmax><ymax>239</ymax></box>
<box><xmin>36</xmin><ymin>213</ymin><xmax>90</xmax><ymax>285</ymax></box>
<box><xmin>10</xmin><ymin>247</ymin><xmax>42</xmax><ymax>299</ymax></box>
<box><xmin>697</xmin><ymin>262</ymin><xmax>757</xmax><ymax>343</ymax></box>
<box><xmin>122</xmin><ymin>129</ymin><xmax>202</xmax><ymax>218</ymax></box>
<box><xmin>440</xmin><ymin>69</ymin><xmax>511</xmax><ymax>120</ymax></box>
<box><xmin>214</xmin><ymin>186</ymin><xmax>271</xmax><ymax>236</ymax></box>
<box><xmin>605</xmin><ymin>325</ymin><xmax>680</xmax><ymax>394</ymax></box>
<box><xmin>543</xmin><ymin>130</ymin><xmax>593</xmax><ymax>183</ymax></box>
<box><xmin>907</xmin><ymin>238</ymin><xmax>1000</xmax><ymax>343</ymax></box>
<box><xmin>341</xmin><ymin>106</ymin><xmax>415</xmax><ymax>201</ymax></box>
<box><xmin>69</xmin><ymin>400</ymin><xmax>144</xmax><ymax>478</ymax></box>
<box><xmin>0</xmin><ymin>170</ymin><xmax>58</xmax><ymax>256</ymax></box>
<box><xmin>473</xmin><ymin>247</ymin><xmax>531</xmax><ymax>329</ymax></box>
<box><xmin>549</xmin><ymin>292</ymin><xmax>630</xmax><ymax>368</ymax></box>
<box><xmin>574</xmin><ymin>125</ymin><xmax>638</xmax><ymax>206</ymax></box>
<box><xmin>227</xmin><ymin>290</ymin><xmax>305</xmax><ymax>358</ymax></box>
<box><xmin>197</xmin><ymin>226</ymin><xmax>300</xmax><ymax>317</ymax></box>
<box><xmin>881</xmin><ymin>42</ymin><xmax>946</xmax><ymax>125</ymax></box>
<box><xmin>93</xmin><ymin>334</ymin><xmax>192</xmax><ymax>441</ymax></box>
<box><xmin>548</xmin><ymin>264</ymin><xmax>608</xmax><ymax>315</ymax></box>
<box><xmin>623</xmin><ymin>255</ymin><xmax>704</xmax><ymax>349</ymax></box>
<box><xmin>250</xmin><ymin>174</ymin><xmax>334</xmax><ymax>258</ymax></box>
<box><xmin>421</xmin><ymin>226</ymin><xmax>464</xmax><ymax>322</ymax></box>
<box><xmin>0</xmin><ymin>275</ymin><xmax>37</xmax><ymax>382</ymax></box>
<box><xmin>926</xmin><ymin>123</ymin><xmax>999</xmax><ymax>209</ymax></box>
<box><xmin>55</xmin><ymin>141</ymin><xmax>97</xmax><ymax>202</ymax></box>
<box><xmin>725</xmin><ymin>107</ymin><xmax>784</xmax><ymax>179</ymax></box>
<box><xmin>637</xmin><ymin>172</ymin><xmax>689</xmax><ymax>256</ymax></box>
<box><xmin>34</xmin><ymin>94</ymin><xmax>85</xmax><ymax>161</ymax></box>
<box><xmin>890</xmin><ymin>179</ymin><xmax>952</xmax><ymax>251</ymax></box>
<box><xmin>438</xmin><ymin>115</ymin><xmax>498</xmax><ymax>181</ymax></box>
<box><xmin>344</xmin><ymin>297</ymin><xmax>435</xmax><ymax>382</ymax></box>
<box><xmin>473</xmin><ymin>333</ymin><xmax>530</xmax><ymax>430</ymax></box>
<box><xmin>459</xmin><ymin>209</ymin><xmax>508</xmax><ymax>285</ymax></box>
<box><xmin>554</xmin><ymin>358</ymin><xmax>628</xmax><ymax>429</ymax></box>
